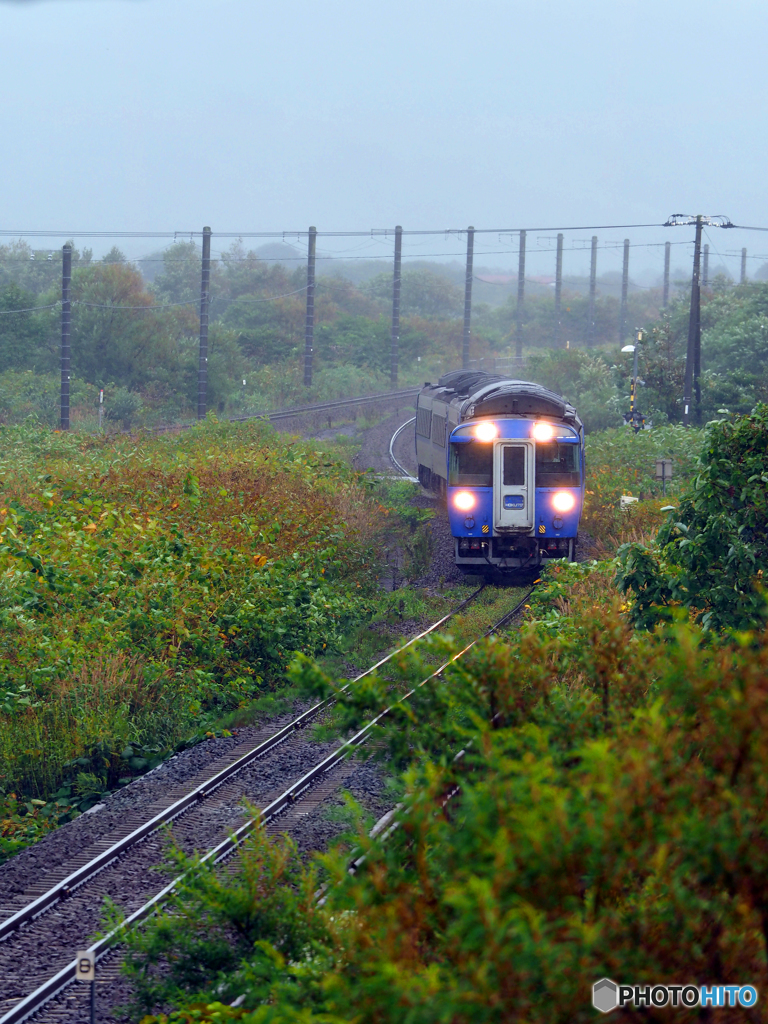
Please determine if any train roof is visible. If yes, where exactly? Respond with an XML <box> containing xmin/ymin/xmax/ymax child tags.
<box><xmin>428</xmin><ymin>371</ymin><xmax>583</xmax><ymax>431</ymax></box>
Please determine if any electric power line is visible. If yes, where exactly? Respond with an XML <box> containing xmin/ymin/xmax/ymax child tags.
<box><xmin>0</xmin><ymin>302</ymin><xmax>59</xmax><ymax>316</ymax></box>
<box><xmin>0</xmin><ymin>220</ymin><xmax>682</xmax><ymax>241</ymax></box>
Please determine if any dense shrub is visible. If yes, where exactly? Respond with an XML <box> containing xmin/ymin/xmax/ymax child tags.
<box><xmin>618</xmin><ymin>404</ymin><xmax>768</xmax><ymax>631</ymax></box>
<box><xmin>0</xmin><ymin>419</ymin><xmax>382</xmax><ymax>825</ymax></box>
<box><xmin>122</xmin><ymin>560</ymin><xmax>768</xmax><ymax>1023</ymax></box>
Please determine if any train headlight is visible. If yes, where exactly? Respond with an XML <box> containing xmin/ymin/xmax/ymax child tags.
<box><xmin>552</xmin><ymin>491</ymin><xmax>576</xmax><ymax>513</ymax></box>
<box><xmin>454</xmin><ymin>490</ymin><xmax>476</xmax><ymax>511</ymax></box>
<box><xmin>474</xmin><ymin>422</ymin><xmax>498</xmax><ymax>441</ymax></box>
<box><xmin>533</xmin><ymin>422</ymin><xmax>554</xmax><ymax>441</ymax></box>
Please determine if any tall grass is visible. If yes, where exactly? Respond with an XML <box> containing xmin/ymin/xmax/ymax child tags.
<box><xmin>0</xmin><ymin>419</ymin><xmax>384</xmax><ymax>820</ymax></box>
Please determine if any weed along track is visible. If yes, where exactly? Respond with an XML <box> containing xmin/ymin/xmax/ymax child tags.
<box><xmin>0</xmin><ymin>586</ymin><xmax>493</xmax><ymax>1024</ymax></box>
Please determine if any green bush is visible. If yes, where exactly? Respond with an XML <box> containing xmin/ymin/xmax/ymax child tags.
<box><xmin>0</xmin><ymin>370</ymin><xmax>98</xmax><ymax>427</ymax></box>
<box><xmin>0</xmin><ymin>419</ymin><xmax>383</xmax><ymax>838</ymax></box>
<box><xmin>122</xmin><ymin>566</ymin><xmax>768</xmax><ymax>1023</ymax></box>
<box><xmin>618</xmin><ymin>404</ymin><xmax>768</xmax><ymax>632</ymax></box>
<box><xmin>115</xmin><ymin>821</ymin><xmax>325</xmax><ymax>1016</ymax></box>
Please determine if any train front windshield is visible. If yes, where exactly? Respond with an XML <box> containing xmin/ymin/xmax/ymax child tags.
<box><xmin>449</xmin><ymin>443</ymin><xmax>493</xmax><ymax>486</ymax></box>
<box><xmin>535</xmin><ymin>443</ymin><xmax>580</xmax><ymax>487</ymax></box>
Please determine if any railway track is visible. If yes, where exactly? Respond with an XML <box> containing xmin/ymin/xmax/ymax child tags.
<box><xmin>152</xmin><ymin>386</ymin><xmax>420</xmax><ymax>434</ymax></box>
<box><xmin>0</xmin><ymin>586</ymin><xmax>485</xmax><ymax>1024</ymax></box>
<box><xmin>388</xmin><ymin>415</ymin><xmax>418</xmax><ymax>481</ymax></box>
<box><xmin>3</xmin><ymin>582</ymin><xmax>534</xmax><ymax>1024</ymax></box>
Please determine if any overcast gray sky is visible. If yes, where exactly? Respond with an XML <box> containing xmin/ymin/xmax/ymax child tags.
<box><xmin>2</xmin><ymin>0</ymin><xmax>767</xmax><ymax>279</ymax></box>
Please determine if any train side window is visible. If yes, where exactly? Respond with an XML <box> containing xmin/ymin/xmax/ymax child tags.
<box><xmin>416</xmin><ymin>407</ymin><xmax>432</xmax><ymax>438</ymax></box>
<box><xmin>431</xmin><ymin>413</ymin><xmax>447</xmax><ymax>447</ymax></box>
<box><xmin>503</xmin><ymin>446</ymin><xmax>525</xmax><ymax>486</ymax></box>
<box><xmin>535</xmin><ymin>443</ymin><xmax>580</xmax><ymax>487</ymax></box>
<box><xmin>449</xmin><ymin>443</ymin><xmax>493</xmax><ymax>486</ymax></box>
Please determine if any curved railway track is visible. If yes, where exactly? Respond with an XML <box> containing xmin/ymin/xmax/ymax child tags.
<box><xmin>1</xmin><ymin>417</ymin><xmax>533</xmax><ymax>1024</ymax></box>
<box><xmin>388</xmin><ymin>415</ymin><xmax>418</xmax><ymax>481</ymax></box>
<box><xmin>0</xmin><ymin>586</ymin><xmax>487</xmax><ymax>1024</ymax></box>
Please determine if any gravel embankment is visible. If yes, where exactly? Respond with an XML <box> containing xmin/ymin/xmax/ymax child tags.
<box><xmin>0</xmin><ymin>708</ymin><xmax>306</xmax><ymax>911</ymax></box>
<box><xmin>26</xmin><ymin>752</ymin><xmax>394</xmax><ymax>1024</ymax></box>
<box><xmin>0</xmin><ymin>714</ymin><xmax>392</xmax><ymax>1024</ymax></box>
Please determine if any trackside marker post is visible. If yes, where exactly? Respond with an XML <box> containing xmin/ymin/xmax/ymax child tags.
<box><xmin>75</xmin><ymin>951</ymin><xmax>95</xmax><ymax>1024</ymax></box>
<box><xmin>655</xmin><ymin>458</ymin><xmax>673</xmax><ymax>497</ymax></box>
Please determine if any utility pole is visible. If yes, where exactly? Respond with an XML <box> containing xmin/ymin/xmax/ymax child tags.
<box><xmin>683</xmin><ymin>215</ymin><xmax>703</xmax><ymax>427</ymax></box>
<box><xmin>665</xmin><ymin>213</ymin><xmax>734</xmax><ymax>426</ymax></box>
<box><xmin>663</xmin><ymin>241</ymin><xmax>671</xmax><ymax>308</ymax></box>
<box><xmin>552</xmin><ymin>232</ymin><xmax>565</xmax><ymax>348</ymax></box>
<box><xmin>741</xmin><ymin>248</ymin><xmax>747</xmax><ymax>284</ymax></box>
<box><xmin>515</xmin><ymin>230</ymin><xmax>526</xmax><ymax>363</ymax></box>
<box><xmin>462</xmin><ymin>226</ymin><xmax>474</xmax><ymax>369</ymax></box>
<box><xmin>391</xmin><ymin>225</ymin><xmax>402</xmax><ymax>386</ymax></box>
<box><xmin>197</xmin><ymin>226</ymin><xmax>211</xmax><ymax>420</ymax></box>
<box><xmin>303</xmin><ymin>226</ymin><xmax>317</xmax><ymax>388</ymax></box>
<box><xmin>588</xmin><ymin>235</ymin><xmax>597</xmax><ymax>347</ymax></box>
<box><xmin>702</xmin><ymin>244</ymin><xmax>709</xmax><ymax>288</ymax></box>
<box><xmin>619</xmin><ymin>239</ymin><xmax>630</xmax><ymax>343</ymax></box>
<box><xmin>60</xmin><ymin>243</ymin><xmax>72</xmax><ymax>431</ymax></box>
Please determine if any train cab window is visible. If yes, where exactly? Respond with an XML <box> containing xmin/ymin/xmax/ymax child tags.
<box><xmin>502</xmin><ymin>446</ymin><xmax>525</xmax><ymax>486</ymax></box>
<box><xmin>535</xmin><ymin>443</ymin><xmax>580</xmax><ymax>487</ymax></box>
<box><xmin>449</xmin><ymin>442</ymin><xmax>493</xmax><ymax>486</ymax></box>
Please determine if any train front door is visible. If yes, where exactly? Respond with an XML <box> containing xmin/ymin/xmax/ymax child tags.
<box><xmin>494</xmin><ymin>441</ymin><xmax>534</xmax><ymax>531</ymax></box>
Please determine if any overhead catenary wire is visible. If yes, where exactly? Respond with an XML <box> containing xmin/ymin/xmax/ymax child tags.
<box><xmin>0</xmin><ymin>220</ymin><xmax>692</xmax><ymax>241</ymax></box>
<box><xmin>0</xmin><ymin>302</ymin><xmax>60</xmax><ymax>315</ymax></box>
<box><xmin>0</xmin><ymin>238</ymin><xmax>741</xmax><ymax>316</ymax></box>
<box><xmin>75</xmin><ymin>298</ymin><xmax>198</xmax><ymax>310</ymax></box>
<box><xmin>0</xmin><ymin>238</ymin><xmax>733</xmax><ymax>267</ymax></box>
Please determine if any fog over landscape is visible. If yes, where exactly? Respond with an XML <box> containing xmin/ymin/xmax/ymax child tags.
<box><xmin>4</xmin><ymin>7</ymin><xmax>768</xmax><ymax>1023</ymax></box>
<box><xmin>1</xmin><ymin>0</ymin><xmax>767</xmax><ymax>280</ymax></box>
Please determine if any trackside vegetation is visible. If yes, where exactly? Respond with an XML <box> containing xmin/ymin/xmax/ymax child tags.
<box><xmin>0</xmin><ymin>419</ymin><xmax>387</xmax><ymax>859</ymax></box>
<box><xmin>118</xmin><ymin>408</ymin><xmax>768</xmax><ymax>1023</ymax></box>
<box><xmin>618</xmin><ymin>403</ymin><xmax>768</xmax><ymax>632</ymax></box>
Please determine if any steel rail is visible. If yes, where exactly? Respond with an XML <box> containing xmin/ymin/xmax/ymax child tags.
<box><xmin>0</xmin><ymin>584</ymin><xmax>530</xmax><ymax>1024</ymax></box>
<box><xmin>151</xmin><ymin>387</ymin><xmax>420</xmax><ymax>434</ymax></box>
<box><xmin>388</xmin><ymin>416</ymin><xmax>418</xmax><ymax>482</ymax></box>
<box><xmin>0</xmin><ymin>585</ymin><xmax>483</xmax><ymax>950</ymax></box>
<box><xmin>336</xmin><ymin>584</ymin><xmax>536</xmax><ymax>879</ymax></box>
<box><xmin>257</xmin><ymin>388</ymin><xmax>419</xmax><ymax>424</ymax></box>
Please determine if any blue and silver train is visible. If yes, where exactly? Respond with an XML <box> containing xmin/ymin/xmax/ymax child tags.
<box><xmin>415</xmin><ymin>371</ymin><xmax>585</xmax><ymax>572</ymax></box>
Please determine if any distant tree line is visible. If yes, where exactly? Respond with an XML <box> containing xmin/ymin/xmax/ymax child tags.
<box><xmin>0</xmin><ymin>240</ymin><xmax>766</xmax><ymax>430</ymax></box>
